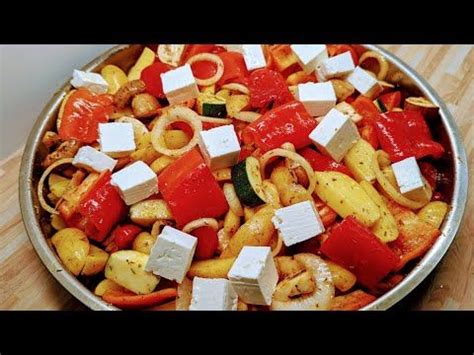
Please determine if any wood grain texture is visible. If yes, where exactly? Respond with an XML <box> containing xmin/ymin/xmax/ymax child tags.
<box><xmin>0</xmin><ymin>45</ymin><xmax>472</xmax><ymax>310</ymax></box>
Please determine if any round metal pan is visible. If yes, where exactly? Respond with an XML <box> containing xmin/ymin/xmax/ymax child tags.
<box><xmin>19</xmin><ymin>44</ymin><xmax>469</xmax><ymax>310</ymax></box>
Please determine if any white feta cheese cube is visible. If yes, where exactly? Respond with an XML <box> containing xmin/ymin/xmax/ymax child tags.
<box><xmin>72</xmin><ymin>146</ymin><xmax>117</xmax><ymax>172</ymax></box>
<box><xmin>227</xmin><ymin>246</ymin><xmax>278</xmax><ymax>306</ymax></box>
<box><xmin>198</xmin><ymin>125</ymin><xmax>241</xmax><ymax>170</ymax></box>
<box><xmin>309</xmin><ymin>108</ymin><xmax>360</xmax><ymax>162</ymax></box>
<box><xmin>290</xmin><ymin>45</ymin><xmax>328</xmax><ymax>74</ymax></box>
<box><xmin>335</xmin><ymin>102</ymin><xmax>363</xmax><ymax>123</ymax></box>
<box><xmin>272</xmin><ymin>201</ymin><xmax>325</xmax><ymax>247</ymax></box>
<box><xmin>111</xmin><ymin>161</ymin><xmax>158</xmax><ymax>205</ymax></box>
<box><xmin>242</xmin><ymin>45</ymin><xmax>267</xmax><ymax>71</ymax></box>
<box><xmin>315</xmin><ymin>52</ymin><xmax>355</xmax><ymax>82</ymax></box>
<box><xmin>98</xmin><ymin>122</ymin><xmax>136</xmax><ymax>158</ymax></box>
<box><xmin>345</xmin><ymin>67</ymin><xmax>383</xmax><ymax>99</ymax></box>
<box><xmin>70</xmin><ymin>69</ymin><xmax>109</xmax><ymax>94</ymax></box>
<box><xmin>392</xmin><ymin>157</ymin><xmax>425</xmax><ymax>197</ymax></box>
<box><xmin>296</xmin><ymin>82</ymin><xmax>336</xmax><ymax>117</ymax></box>
<box><xmin>145</xmin><ymin>226</ymin><xmax>197</xmax><ymax>283</ymax></box>
<box><xmin>189</xmin><ymin>277</ymin><xmax>238</xmax><ymax>311</ymax></box>
<box><xmin>161</xmin><ymin>64</ymin><xmax>199</xmax><ymax>105</ymax></box>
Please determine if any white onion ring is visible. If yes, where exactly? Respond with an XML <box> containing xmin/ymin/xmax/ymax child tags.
<box><xmin>281</xmin><ymin>142</ymin><xmax>296</xmax><ymax>152</ymax></box>
<box><xmin>359</xmin><ymin>51</ymin><xmax>389</xmax><ymax>81</ymax></box>
<box><xmin>151</xmin><ymin>106</ymin><xmax>202</xmax><ymax>158</ymax></box>
<box><xmin>221</xmin><ymin>83</ymin><xmax>250</xmax><ymax>95</ymax></box>
<box><xmin>260</xmin><ymin>148</ymin><xmax>317</xmax><ymax>195</ymax></box>
<box><xmin>186</xmin><ymin>53</ymin><xmax>224</xmax><ymax>86</ymax></box>
<box><xmin>223</xmin><ymin>183</ymin><xmax>244</xmax><ymax>217</ymax></box>
<box><xmin>233</xmin><ymin>111</ymin><xmax>261</xmax><ymax>123</ymax></box>
<box><xmin>271</xmin><ymin>232</ymin><xmax>284</xmax><ymax>257</ymax></box>
<box><xmin>176</xmin><ymin>277</ymin><xmax>193</xmax><ymax>310</ymax></box>
<box><xmin>372</xmin><ymin>151</ymin><xmax>430</xmax><ymax>209</ymax></box>
<box><xmin>182</xmin><ymin>218</ymin><xmax>219</xmax><ymax>234</ymax></box>
<box><xmin>271</xmin><ymin>253</ymin><xmax>334</xmax><ymax>310</ymax></box>
<box><xmin>37</xmin><ymin>158</ymin><xmax>74</xmax><ymax>215</ymax></box>
<box><xmin>198</xmin><ymin>115</ymin><xmax>233</xmax><ymax>125</ymax></box>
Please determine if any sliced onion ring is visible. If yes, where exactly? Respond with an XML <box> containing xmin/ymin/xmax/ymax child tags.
<box><xmin>176</xmin><ymin>277</ymin><xmax>193</xmax><ymax>310</ymax></box>
<box><xmin>223</xmin><ymin>183</ymin><xmax>244</xmax><ymax>217</ymax></box>
<box><xmin>186</xmin><ymin>53</ymin><xmax>224</xmax><ymax>86</ymax></box>
<box><xmin>151</xmin><ymin>106</ymin><xmax>202</xmax><ymax>158</ymax></box>
<box><xmin>271</xmin><ymin>232</ymin><xmax>284</xmax><ymax>257</ymax></box>
<box><xmin>372</xmin><ymin>150</ymin><xmax>429</xmax><ymax>209</ymax></box>
<box><xmin>271</xmin><ymin>253</ymin><xmax>334</xmax><ymax>310</ymax></box>
<box><xmin>260</xmin><ymin>148</ymin><xmax>316</xmax><ymax>195</ymax></box>
<box><xmin>182</xmin><ymin>218</ymin><xmax>219</xmax><ymax>234</ymax></box>
<box><xmin>221</xmin><ymin>83</ymin><xmax>250</xmax><ymax>95</ymax></box>
<box><xmin>198</xmin><ymin>115</ymin><xmax>233</xmax><ymax>125</ymax></box>
<box><xmin>359</xmin><ymin>51</ymin><xmax>389</xmax><ymax>81</ymax></box>
<box><xmin>37</xmin><ymin>158</ymin><xmax>74</xmax><ymax>215</ymax></box>
<box><xmin>233</xmin><ymin>111</ymin><xmax>261</xmax><ymax>123</ymax></box>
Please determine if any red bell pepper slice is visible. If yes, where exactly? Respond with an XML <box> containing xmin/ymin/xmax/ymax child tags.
<box><xmin>191</xmin><ymin>226</ymin><xmax>218</xmax><ymax>260</ymax></box>
<box><xmin>102</xmin><ymin>288</ymin><xmax>177</xmax><ymax>310</ymax></box>
<box><xmin>379</xmin><ymin>91</ymin><xmax>402</xmax><ymax>111</ymax></box>
<box><xmin>191</xmin><ymin>60</ymin><xmax>218</xmax><ymax>80</ymax></box>
<box><xmin>74</xmin><ymin>171</ymin><xmax>128</xmax><ymax>242</ymax></box>
<box><xmin>58</xmin><ymin>88</ymin><xmax>114</xmax><ymax>143</ymax></box>
<box><xmin>359</xmin><ymin>123</ymin><xmax>379</xmax><ymax>149</ymax></box>
<box><xmin>248</xmin><ymin>68</ymin><xmax>293</xmax><ymax>109</ymax></box>
<box><xmin>242</xmin><ymin>101</ymin><xmax>316</xmax><ymax>153</ymax></box>
<box><xmin>327</xmin><ymin>44</ymin><xmax>359</xmax><ymax>66</ymax></box>
<box><xmin>104</xmin><ymin>224</ymin><xmax>142</xmax><ymax>252</ymax></box>
<box><xmin>351</xmin><ymin>95</ymin><xmax>380</xmax><ymax>126</ymax></box>
<box><xmin>386</xmin><ymin>199</ymin><xmax>441</xmax><ymax>270</ymax></box>
<box><xmin>375</xmin><ymin>110</ymin><xmax>445</xmax><ymax>162</ymax></box>
<box><xmin>216</xmin><ymin>51</ymin><xmax>249</xmax><ymax>87</ymax></box>
<box><xmin>140</xmin><ymin>62</ymin><xmax>171</xmax><ymax>99</ymax></box>
<box><xmin>298</xmin><ymin>147</ymin><xmax>353</xmax><ymax>177</ymax></box>
<box><xmin>419</xmin><ymin>161</ymin><xmax>438</xmax><ymax>190</ymax></box>
<box><xmin>331</xmin><ymin>290</ymin><xmax>376</xmax><ymax>310</ymax></box>
<box><xmin>158</xmin><ymin>149</ymin><xmax>229</xmax><ymax>226</ymax></box>
<box><xmin>320</xmin><ymin>216</ymin><xmax>399</xmax><ymax>287</ymax></box>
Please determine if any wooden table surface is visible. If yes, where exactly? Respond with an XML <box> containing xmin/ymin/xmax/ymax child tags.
<box><xmin>0</xmin><ymin>45</ymin><xmax>472</xmax><ymax>310</ymax></box>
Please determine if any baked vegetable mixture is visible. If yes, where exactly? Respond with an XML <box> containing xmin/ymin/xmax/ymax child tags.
<box><xmin>37</xmin><ymin>44</ymin><xmax>450</xmax><ymax>310</ymax></box>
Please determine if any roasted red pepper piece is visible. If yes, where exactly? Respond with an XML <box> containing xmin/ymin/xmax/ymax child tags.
<box><xmin>74</xmin><ymin>171</ymin><xmax>128</xmax><ymax>242</ymax></box>
<box><xmin>331</xmin><ymin>290</ymin><xmax>376</xmax><ymax>310</ymax></box>
<box><xmin>359</xmin><ymin>123</ymin><xmax>379</xmax><ymax>149</ymax></box>
<box><xmin>58</xmin><ymin>88</ymin><xmax>114</xmax><ymax>143</ymax></box>
<box><xmin>419</xmin><ymin>161</ymin><xmax>438</xmax><ymax>190</ymax></box>
<box><xmin>242</xmin><ymin>101</ymin><xmax>316</xmax><ymax>153</ymax></box>
<box><xmin>351</xmin><ymin>95</ymin><xmax>380</xmax><ymax>126</ymax></box>
<box><xmin>248</xmin><ymin>68</ymin><xmax>293</xmax><ymax>109</ymax></box>
<box><xmin>375</xmin><ymin>110</ymin><xmax>445</xmax><ymax>162</ymax></box>
<box><xmin>298</xmin><ymin>147</ymin><xmax>353</xmax><ymax>177</ymax></box>
<box><xmin>140</xmin><ymin>62</ymin><xmax>171</xmax><ymax>99</ymax></box>
<box><xmin>327</xmin><ymin>44</ymin><xmax>359</xmax><ymax>66</ymax></box>
<box><xmin>379</xmin><ymin>91</ymin><xmax>402</xmax><ymax>111</ymax></box>
<box><xmin>216</xmin><ymin>52</ymin><xmax>249</xmax><ymax>87</ymax></box>
<box><xmin>158</xmin><ymin>149</ymin><xmax>229</xmax><ymax>226</ymax></box>
<box><xmin>320</xmin><ymin>216</ymin><xmax>399</xmax><ymax>287</ymax></box>
<box><xmin>102</xmin><ymin>288</ymin><xmax>177</xmax><ymax>310</ymax></box>
<box><xmin>191</xmin><ymin>226</ymin><xmax>219</xmax><ymax>260</ymax></box>
<box><xmin>104</xmin><ymin>224</ymin><xmax>142</xmax><ymax>253</ymax></box>
<box><xmin>386</xmin><ymin>200</ymin><xmax>441</xmax><ymax>271</ymax></box>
